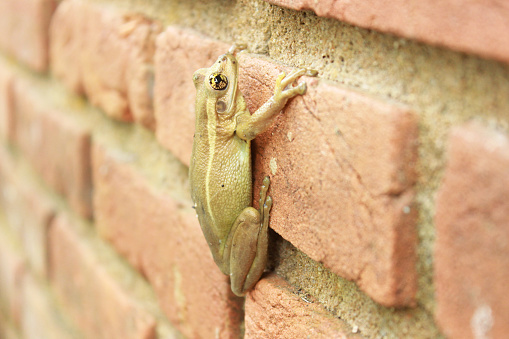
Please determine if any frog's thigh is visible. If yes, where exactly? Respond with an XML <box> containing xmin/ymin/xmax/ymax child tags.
<box><xmin>230</xmin><ymin>207</ymin><xmax>269</xmax><ymax>296</ymax></box>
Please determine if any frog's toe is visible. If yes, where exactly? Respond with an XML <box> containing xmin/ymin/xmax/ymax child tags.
<box><xmin>306</xmin><ymin>68</ymin><xmax>318</xmax><ymax>77</ymax></box>
<box><xmin>264</xmin><ymin>195</ymin><xmax>273</xmax><ymax>210</ymax></box>
<box><xmin>297</xmin><ymin>82</ymin><xmax>307</xmax><ymax>94</ymax></box>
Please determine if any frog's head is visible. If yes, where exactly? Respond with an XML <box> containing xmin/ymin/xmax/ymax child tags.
<box><xmin>193</xmin><ymin>44</ymin><xmax>246</xmax><ymax>114</ymax></box>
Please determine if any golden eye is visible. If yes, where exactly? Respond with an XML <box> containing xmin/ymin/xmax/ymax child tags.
<box><xmin>209</xmin><ymin>73</ymin><xmax>228</xmax><ymax>90</ymax></box>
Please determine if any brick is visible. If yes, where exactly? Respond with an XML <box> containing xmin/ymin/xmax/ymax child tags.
<box><xmin>21</xmin><ymin>272</ymin><xmax>79</xmax><ymax>339</ymax></box>
<box><xmin>0</xmin><ymin>58</ymin><xmax>14</xmax><ymax>141</ymax></box>
<box><xmin>0</xmin><ymin>0</ymin><xmax>56</xmax><ymax>72</ymax></box>
<box><xmin>0</xmin><ymin>222</ymin><xmax>25</xmax><ymax>326</ymax></box>
<box><xmin>434</xmin><ymin>123</ymin><xmax>509</xmax><ymax>339</ymax></box>
<box><xmin>50</xmin><ymin>0</ymin><xmax>162</xmax><ymax>128</ymax></box>
<box><xmin>264</xmin><ymin>0</ymin><xmax>509</xmax><ymax>64</ymax></box>
<box><xmin>242</xmin><ymin>55</ymin><xmax>418</xmax><ymax>307</ymax></box>
<box><xmin>154</xmin><ymin>26</ymin><xmax>229</xmax><ymax>165</ymax></box>
<box><xmin>245</xmin><ymin>274</ymin><xmax>361</xmax><ymax>339</ymax></box>
<box><xmin>92</xmin><ymin>142</ymin><xmax>243</xmax><ymax>338</ymax></box>
<box><xmin>48</xmin><ymin>213</ymin><xmax>156</xmax><ymax>339</ymax></box>
<box><xmin>12</xmin><ymin>79</ymin><xmax>92</xmax><ymax>218</ymax></box>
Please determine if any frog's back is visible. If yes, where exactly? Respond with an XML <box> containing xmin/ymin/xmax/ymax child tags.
<box><xmin>190</xmin><ymin>134</ymin><xmax>252</xmax><ymax>247</ymax></box>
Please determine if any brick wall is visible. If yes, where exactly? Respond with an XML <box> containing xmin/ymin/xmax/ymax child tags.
<box><xmin>0</xmin><ymin>0</ymin><xmax>508</xmax><ymax>338</ymax></box>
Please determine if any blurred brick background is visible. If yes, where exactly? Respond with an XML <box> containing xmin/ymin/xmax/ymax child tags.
<box><xmin>0</xmin><ymin>0</ymin><xmax>508</xmax><ymax>338</ymax></box>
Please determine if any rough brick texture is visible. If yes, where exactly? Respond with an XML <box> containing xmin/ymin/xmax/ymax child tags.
<box><xmin>434</xmin><ymin>122</ymin><xmax>509</xmax><ymax>339</ymax></box>
<box><xmin>245</xmin><ymin>274</ymin><xmax>361</xmax><ymax>339</ymax></box>
<box><xmin>0</xmin><ymin>58</ymin><xmax>14</xmax><ymax>141</ymax></box>
<box><xmin>48</xmin><ymin>213</ymin><xmax>157</xmax><ymax>339</ymax></box>
<box><xmin>92</xmin><ymin>142</ymin><xmax>243</xmax><ymax>338</ymax></box>
<box><xmin>12</xmin><ymin>79</ymin><xmax>92</xmax><ymax>218</ymax></box>
<box><xmin>155</xmin><ymin>26</ymin><xmax>229</xmax><ymax>164</ymax></box>
<box><xmin>243</xmin><ymin>55</ymin><xmax>418</xmax><ymax>307</ymax></box>
<box><xmin>50</xmin><ymin>0</ymin><xmax>161</xmax><ymax>128</ymax></box>
<box><xmin>264</xmin><ymin>0</ymin><xmax>509</xmax><ymax>64</ymax></box>
<box><xmin>0</xmin><ymin>0</ymin><xmax>56</xmax><ymax>72</ymax></box>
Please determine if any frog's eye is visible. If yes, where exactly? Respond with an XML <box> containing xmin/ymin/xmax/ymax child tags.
<box><xmin>209</xmin><ymin>73</ymin><xmax>228</xmax><ymax>90</ymax></box>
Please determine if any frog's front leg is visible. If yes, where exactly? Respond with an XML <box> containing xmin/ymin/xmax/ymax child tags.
<box><xmin>227</xmin><ymin>177</ymin><xmax>272</xmax><ymax>296</ymax></box>
<box><xmin>236</xmin><ymin>68</ymin><xmax>317</xmax><ymax>141</ymax></box>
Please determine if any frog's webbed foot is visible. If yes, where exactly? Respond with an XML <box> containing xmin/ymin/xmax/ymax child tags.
<box><xmin>274</xmin><ymin>68</ymin><xmax>318</xmax><ymax>101</ymax></box>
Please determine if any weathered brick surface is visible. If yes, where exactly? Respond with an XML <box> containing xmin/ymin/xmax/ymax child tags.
<box><xmin>264</xmin><ymin>0</ymin><xmax>509</xmax><ymax>64</ymax></box>
<box><xmin>242</xmin><ymin>55</ymin><xmax>418</xmax><ymax>307</ymax></box>
<box><xmin>48</xmin><ymin>213</ymin><xmax>156</xmax><ymax>339</ymax></box>
<box><xmin>12</xmin><ymin>79</ymin><xmax>92</xmax><ymax>218</ymax></box>
<box><xmin>245</xmin><ymin>274</ymin><xmax>361</xmax><ymax>339</ymax></box>
<box><xmin>0</xmin><ymin>222</ymin><xmax>25</xmax><ymax>326</ymax></box>
<box><xmin>21</xmin><ymin>272</ymin><xmax>78</xmax><ymax>339</ymax></box>
<box><xmin>92</xmin><ymin>142</ymin><xmax>243</xmax><ymax>338</ymax></box>
<box><xmin>50</xmin><ymin>0</ymin><xmax>161</xmax><ymax>128</ymax></box>
<box><xmin>0</xmin><ymin>0</ymin><xmax>56</xmax><ymax>72</ymax></box>
<box><xmin>0</xmin><ymin>146</ymin><xmax>55</xmax><ymax>278</ymax></box>
<box><xmin>434</xmin><ymin>122</ymin><xmax>509</xmax><ymax>339</ymax></box>
<box><xmin>154</xmin><ymin>26</ymin><xmax>230</xmax><ymax>165</ymax></box>
<box><xmin>0</xmin><ymin>58</ymin><xmax>14</xmax><ymax>141</ymax></box>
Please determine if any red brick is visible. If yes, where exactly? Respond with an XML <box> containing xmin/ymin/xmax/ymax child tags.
<box><xmin>12</xmin><ymin>79</ymin><xmax>92</xmax><ymax>218</ymax></box>
<box><xmin>21</xmin><ymin>272</ymin><xmax>78</xmax><ymax>339</ymax></box>
<box><xmin>434</xmin><ymin>122</ymin><xmax>509</xmax><ymax>339</ymax></box>
<box><xmin>0</xmin><ymin>222</ymin><xmax>25</xmax><ymax>326</ymax></box>
<box><xmin>50</xmin><ymin>0</ymin><xmax>162</xmax><ymax>128</ymax></box>
<box><xmin>242</xmin><ymin>55</ymin><xmax>418</xmax><ymax>307</ymax></box>
<box><xmin>154</xmin><ymin>26</ymin><xmax>229</xmax><ymax>165</ymax></box>
<box><xmin>92</xmin><ymin>142</ymin><xmax>243</xmax><ymax>338</ymax></box>
<box><xmin>48</xmin><ymin>213</ymin><xmax>156</xmax><ymax>339</ymax></box>
<box><xmin>0</xmin><ymin>0</ymin><xmax>56</xmax><ymax>72</ymax></box>
<box><xmin>0</xmin><ymin>58</ymin><xmax>14</xmax><ymax>141</ymax></box>
<box><xmin>245</xmin><ymin>274</ymin><xmax>361</xmax><ymax>339</ymax></box>
<box><xmin>264</xmin><ymin>0</ymin><xmax>509</xmax><ymax>64</ymax></box>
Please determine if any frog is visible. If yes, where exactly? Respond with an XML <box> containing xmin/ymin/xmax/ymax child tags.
<box><xmin>189</xmin><ymin>44</ymin><xmax>316</xmax><ymax>296</ymax></box>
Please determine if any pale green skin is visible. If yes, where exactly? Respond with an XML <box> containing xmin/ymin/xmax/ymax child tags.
<box><xmin>189</xmin><ymin>46</ymin><xmax>312</xmax><ymax>296</ymax></box>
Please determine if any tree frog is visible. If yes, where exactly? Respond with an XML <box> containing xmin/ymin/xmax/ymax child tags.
<box><xmin>190</xmin><ymin>44</ymin><xmax>316</xmax><ymax>296</ymax></box>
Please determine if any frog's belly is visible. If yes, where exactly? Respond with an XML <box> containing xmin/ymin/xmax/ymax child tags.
<box><xmin>190</xmin><ymin>141</ymin><xmax>252</xmax><ymax>242</ymax></box>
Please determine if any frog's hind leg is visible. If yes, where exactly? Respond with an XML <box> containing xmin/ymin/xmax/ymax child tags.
<box><xmin>229</xmin><ymin>177</ymin><xmax>272</xmax><ymax>296</ymax></box>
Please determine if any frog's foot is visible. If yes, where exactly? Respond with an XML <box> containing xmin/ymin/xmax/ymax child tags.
<box><xmin>259</xmin><ymin>176</ymin><xmax>272</xmax><ymax>226</ymax></box>
<box><xmin>229</xmin><ymin>177</ymin><xmax>272</xmax><ymax>296</ymax></box>
<box><xmin>275</xmin><ymin>68</ymin><xmax>318</xmax><ymax>100</ymax></box>
<box><xmin>229</xmin><ymin>43</ymin><xmax>247</xmax><ymax>56</ymax></box>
